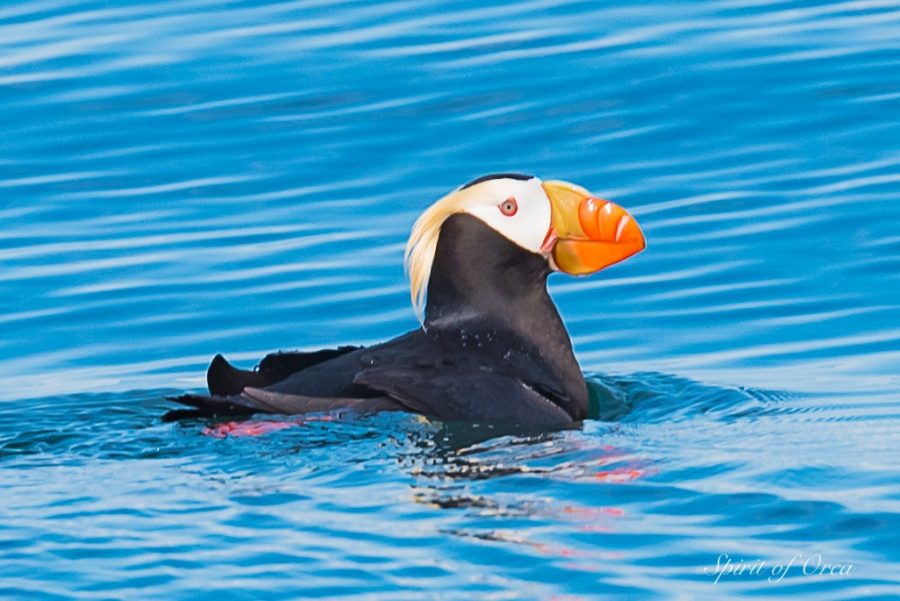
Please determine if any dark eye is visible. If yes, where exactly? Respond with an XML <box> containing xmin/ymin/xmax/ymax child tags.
<box><xmin>499</xmin><ymin>197</ymin><xmax>518</xmax><ymax>216</ymax></box>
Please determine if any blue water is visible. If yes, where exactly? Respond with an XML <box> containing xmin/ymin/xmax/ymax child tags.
<box><xmin>1</xmin><ymin>1</ymin><xmax>899</xmax><ymax>598</ymax></box>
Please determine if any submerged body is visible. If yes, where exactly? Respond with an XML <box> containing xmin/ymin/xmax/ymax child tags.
<box><xmin>167</xmin><ymin>175</ymin><xmax>645</xmax><ymax>427</ymax></box>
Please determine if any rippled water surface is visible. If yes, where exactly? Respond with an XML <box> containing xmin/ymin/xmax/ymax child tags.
<box><xmin>2</xmin><ymin>1</ymin><xmax>899</xmax><ymax>599</ymax></box>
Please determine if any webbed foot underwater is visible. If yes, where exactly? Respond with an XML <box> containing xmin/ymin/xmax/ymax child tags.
<box><xmin>166</xmin><ymin>174</ymin><xmax>645</xmax><ymax>427</ymax></box>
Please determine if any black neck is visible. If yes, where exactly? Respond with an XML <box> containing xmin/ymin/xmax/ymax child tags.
<box><xmin>424</xmin><ymin>214</ymin><xmax>587</xmax><ymax>419</ymax></box>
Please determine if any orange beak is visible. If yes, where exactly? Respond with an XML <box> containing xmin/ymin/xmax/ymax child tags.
<box><xmin>541</xmin><ymin>180</ymin><xmax>645</xmax><ymax>275</ymax></box>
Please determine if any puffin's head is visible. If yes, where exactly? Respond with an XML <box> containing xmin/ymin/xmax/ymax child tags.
<box><xmin>405</xmin><ymin>173</ymin><xmax>645</xmax><ymax>319</ymax></box>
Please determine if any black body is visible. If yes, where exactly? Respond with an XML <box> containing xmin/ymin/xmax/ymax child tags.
<box><xmin>166</xmin><ymin>214</ymin><xmax>588</xmax><ymax>427</ymax></box>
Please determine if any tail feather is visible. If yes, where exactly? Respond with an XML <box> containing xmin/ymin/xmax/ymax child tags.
<box><xmin>163</xmin><ymin>390</ymin><xmax>403</xmax><ymax>422</ymax></box>
<box><xmin>163</xmin><ymin>393</ymin><xmax>265</xmax><ymax>422</ymax></box>
<box><xmin>206</xmin><ymin>347</ymin><xmax>363</xmax><ymax>396</ymax></box>
<box><xmin>168</xmin><ymin>346</ymin><xmax>385</xmax><ymax>422</ymax></box>
<box><xmin>207</xmin><ymin>354</ymin><xmax>269</xmax><ymax>396</ymax></box>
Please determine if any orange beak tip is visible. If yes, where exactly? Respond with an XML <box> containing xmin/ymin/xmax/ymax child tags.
<box><xmin>554</xmin><ymin>204</ymin><xmax>645</xmax><ymax>275</ymax></box>
<box><xmin>541</xmin><ymin>180</ymin><xmax>645</xmax><ymax>275</ymax></box>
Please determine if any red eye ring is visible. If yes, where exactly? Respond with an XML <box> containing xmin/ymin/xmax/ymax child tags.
<box><xmin>499</xmin><ymin>197</ymin><xmax>518</xmax><ymax>216</ymax></box>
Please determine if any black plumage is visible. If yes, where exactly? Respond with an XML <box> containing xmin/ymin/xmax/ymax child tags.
<box><xmin>166</xmin><ymin>213</ymin><xmax>588</xmax><ymax>427</ymax></box>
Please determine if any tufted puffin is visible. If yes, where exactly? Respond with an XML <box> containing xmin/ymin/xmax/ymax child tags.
<box><xmin>165</xmin><ymin>174</ymin><xmax>645</xmax><ymax>428</ymax></box>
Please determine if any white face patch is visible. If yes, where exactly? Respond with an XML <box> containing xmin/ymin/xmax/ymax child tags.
<box><xmin>405</xmin><ymin>175</ymin><xmax>554</xmax><ymax>322</ymax></box>
<box><xmin>462</xmin><ymin>177</ymin><xmax>552</xmax><ymax>254</ymax></box>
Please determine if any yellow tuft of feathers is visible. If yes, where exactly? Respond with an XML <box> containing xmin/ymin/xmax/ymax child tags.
<box><xmin>403</xmin><ymin>185</ymin><xmax>483</xmax><ymax>323</ymax></box>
